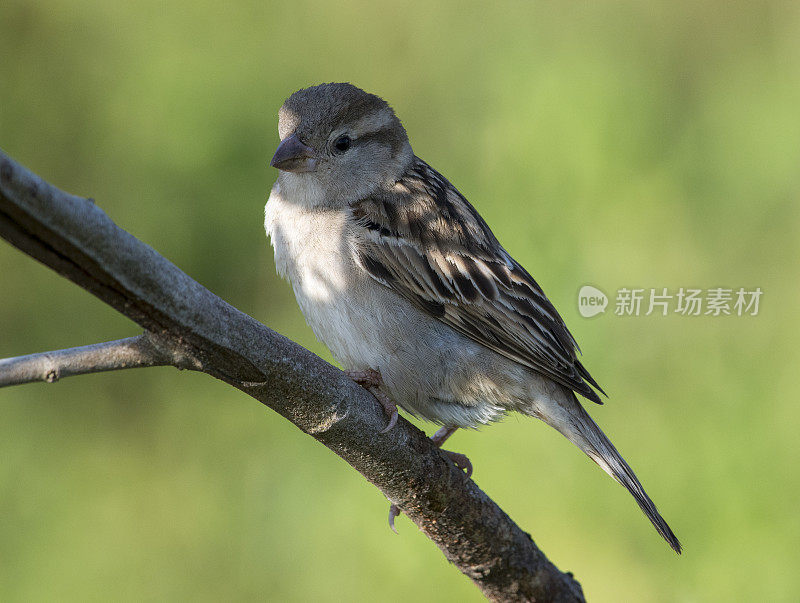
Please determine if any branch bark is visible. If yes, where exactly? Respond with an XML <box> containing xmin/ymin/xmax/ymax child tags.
<box><xmin>0</xmin><ymin>149</ymin><xmax>585</xmax><ymax>602</ymax></box>
<box><xmin>0</xmin><ymin>334</ymin><xmax>182</xmax><ymax>387</ymax></box>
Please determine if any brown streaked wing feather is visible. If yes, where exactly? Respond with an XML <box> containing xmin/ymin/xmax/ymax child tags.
<box><xmin>350</xmin><ymin>157</ymin><xmax>605</xmax><ymax>403</ymax></box>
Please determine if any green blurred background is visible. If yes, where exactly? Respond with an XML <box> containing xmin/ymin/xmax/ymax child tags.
<box><xmin>1</xmin><ymin>1</ymin><xmax>798</xmax><ymax>601</ymax></box>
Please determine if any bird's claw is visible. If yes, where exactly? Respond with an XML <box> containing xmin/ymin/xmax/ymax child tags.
<box><xmin>388</xmin><ymin>504</ymin><xmax>400</xmax><ymax>533</ymax></box>
<box><xmin>344</xmin><ymin>368</ymin><xmax>382</xmax><ymax>388</ymax></box>
<box><xmin>345</xmin><ymin>368</ymin><xmax>399</xmax><ymax>433</ymax></box>
<box><xmin>442</xmin><ymin>450</ymin><xmax>473</xmax><ymax>479</ymax></box>
<box><xmin>380</xmin><ymin>406</ymin><xmax>399</xmax><ymax>433</ymax></box>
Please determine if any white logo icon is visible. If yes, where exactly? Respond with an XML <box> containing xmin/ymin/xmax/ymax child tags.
<box><xmin>578</xmin><ymin>285</ymin><xmax>608</xmax><ymax>318</ymax></box>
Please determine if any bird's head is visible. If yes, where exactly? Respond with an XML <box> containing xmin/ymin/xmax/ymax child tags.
<box><xmin>270</xmin><ymin>83</ymin><xmax>412</xmax><ymax>203</ymax></box>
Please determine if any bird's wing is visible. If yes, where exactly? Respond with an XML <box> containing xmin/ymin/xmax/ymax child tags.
<box><xmin>349</xmin><ymin>157</ymin><xmax>605</xmax><ymax>403</ymax></box>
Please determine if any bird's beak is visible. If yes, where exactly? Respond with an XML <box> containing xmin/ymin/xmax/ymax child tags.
<box><xmin>270</xmin><ymin>134</ymin><xmax>318</xmax><ymax>173</ymax></box>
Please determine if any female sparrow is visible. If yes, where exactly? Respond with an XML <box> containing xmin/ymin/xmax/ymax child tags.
<box><xmin>265</xmin><ymin>82</ymin><xmax>681</xmax><ymax>553</ymax></box>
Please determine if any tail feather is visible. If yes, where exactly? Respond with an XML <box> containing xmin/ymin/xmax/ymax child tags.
<box><xmin>535</xmin><ymin>391</ymin><xmax>682</xmax><ymax>554</ymax></box>
<box><xmin>573</xmin><ymin>397</ymin><xmax>682</xmax><ymax>554</ymax></box>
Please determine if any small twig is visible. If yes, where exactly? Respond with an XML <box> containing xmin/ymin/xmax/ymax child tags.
<box><xmin>0</xmin><ymin>334</ymin><xmax>180</xmax><ymax>388</ymax></box>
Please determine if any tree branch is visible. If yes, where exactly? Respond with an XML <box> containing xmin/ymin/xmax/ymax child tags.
<box><xmin>0</xmin><ymin>148</ymin><xmax>585</xmax><ymax>602</ymax></box>
<box><xmin>0</xmin><ymin>334</ymin><xmax>181</xmax><ymax>387</ymax></box>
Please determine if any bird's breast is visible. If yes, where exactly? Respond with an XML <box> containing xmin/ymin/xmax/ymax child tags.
<box><xmin>265</xmin><ymin>186</ymin><xmax>379</xmax><ymax>364</ymax></box>
<box><xmin>265</xmin><ymin>187</ymin><xmax>354</xmax><ymax>300</ymax></box>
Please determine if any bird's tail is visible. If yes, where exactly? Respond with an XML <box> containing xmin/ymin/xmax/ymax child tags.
<box><xmin>533</xmin><ymin>392</ymin><xmax>682</xmax><ymax>554</ymax></box>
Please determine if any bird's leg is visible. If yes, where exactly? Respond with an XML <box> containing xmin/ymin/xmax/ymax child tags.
<box><xmin>388</xmin><ymin>425</ymin><xmax>473</xmax><ymax>532</ymax></box>
<box><xmin>344</xmin><ymin>368</ymin><xmax>398</xmax><ymax>433</ymax></box>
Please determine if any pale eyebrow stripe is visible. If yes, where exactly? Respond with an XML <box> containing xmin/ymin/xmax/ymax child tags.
<box><xmin>353</xmin><ymin>125</ymin><xmax>405</xmax><ymax>154</ymax></box>
<box><xmin>351</xmin><ymin>106</ymin><xmax>395</xmax><ymax>133</ymax></box>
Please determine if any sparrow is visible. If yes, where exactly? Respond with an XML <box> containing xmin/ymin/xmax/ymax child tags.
<box><xmin>264</xmin><ymin>82</ymin><xmax>681</xmax><ymax>553</ymax></box>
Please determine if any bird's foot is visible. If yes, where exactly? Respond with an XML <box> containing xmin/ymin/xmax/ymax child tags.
<box><xmin>387</xmin><ymin>426</ymin><xmax>472</xmax><ymax>532</ymax></box>
<box><xmin>440</xmin><ymin>450</ymin><xmax>473</xmax><ymax>479</ymax></box>
<box><xmin>344</xmin><ymin>368</ymin><xmax>398</xmax><ymax>433</ymax></box>
<box><xmin>431</xmin><ymin>426</ymin><xmax>472</xmax><ymax>478</ymax></box>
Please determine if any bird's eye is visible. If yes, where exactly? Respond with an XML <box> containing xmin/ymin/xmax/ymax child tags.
<box><xmin>333</xmin><ymin>135</ymin><xmax>351</xmax><ymax>154</ymax></box>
